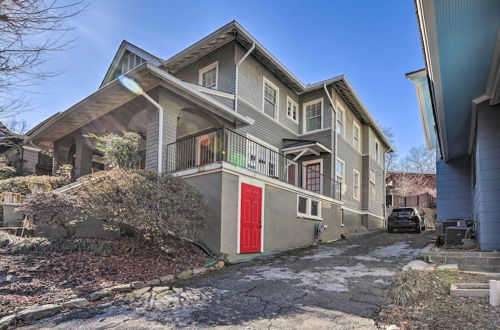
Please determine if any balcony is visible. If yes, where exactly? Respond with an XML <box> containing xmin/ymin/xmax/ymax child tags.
<box><xmin>166</xmin><ymin>128</ymin><xmax>341</xmax><ymax>200</ymax></box>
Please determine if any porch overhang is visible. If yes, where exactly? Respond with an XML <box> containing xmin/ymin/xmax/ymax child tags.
<box><xmin>27</xmin><ymin>63</ymin><xmax>254</xmax><ymax>147</ymax></box>
<box><xmin>282</xmin><ymin>140</ymin><xmax>331</xmax><ymax>161</ymax></box>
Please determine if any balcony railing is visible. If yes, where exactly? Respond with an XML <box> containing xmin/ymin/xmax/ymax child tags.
<box><xmin>166</xmin><ymin>128</ymin><xmax>341</xmax><ymax>200</ymax></box>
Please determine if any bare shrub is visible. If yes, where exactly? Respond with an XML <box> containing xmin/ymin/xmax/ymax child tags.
<box><xmin>85</xmin><ymin>132</ymin><xmax>142</xmax><ymax>169</ymax></box>
<box><xmin>16</xmin><ymin>192</ymin><xmax>81</xmax><ymax>238</ymax></box>
<box><xmin>75</xmin><ymin>169</ymin><xmax>210</xmax><ymax>249</ymax></box>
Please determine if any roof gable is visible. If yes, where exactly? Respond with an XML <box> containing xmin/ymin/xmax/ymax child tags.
<box><xmin>100</xmin><ymin>41</ymin><xmax>163</xmax><ymax>88</ymax></box>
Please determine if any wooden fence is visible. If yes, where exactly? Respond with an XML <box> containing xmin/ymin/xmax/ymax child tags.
<box><xmin>386</xmin><ymin>193</ymin><xmax>436</xmax><ymax>208</ymax></box>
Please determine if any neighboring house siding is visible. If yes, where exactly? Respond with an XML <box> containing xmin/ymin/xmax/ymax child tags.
<box><xmin>235</xmin><ymin>43</ymin><xmax>299</xmax><ymax>133</ymax></box>
<box><xmin>174</xmin><ymin>42</ymin><xmax>236</xmax><ymax>94</ymax></box>
<box><xmin>473</xmin><ymin>102</ymin><xmax>500</xmax><ymax>250</ymax></box>
<box><xmin>436</xmin><ymin>154</ymin><xmax>472</xmax><ymax>221</ymax></box>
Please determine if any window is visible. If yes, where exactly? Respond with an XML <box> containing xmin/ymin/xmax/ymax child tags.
<box><xmin>353</xmin><ymin>121</ymin><xmax>361</xmax><ymax>151</ymax></box>
<box><xmin>286</xmin><ymin>97</ymin><xmax>298</xmax><ymax>123</ymax></box>
<box><xmin>121</xmin><ymin>53</ymin><xmax>145</xmax><ymax>74</ymax></box>
<box><xmin>336</xmin><ymin>104</ymin><xmax>345</xmax><ymax>137</ymax></box>
<box><xmin>199</xmin><ymin>62</ymin><xmax>218</xmax><ymax>89</ymax></box>
<box><xmin>297</xmin><ymin>195</ymin><xmax>321</xmax><ymax>219</ymax></box>
<box><xmin>336</xmin><ymin>158</ymin><xmax>345</xmax><ymax>194</ymax></box>
<box><xmin>353</xmin><ymin>170</ymin><xmax>361</xmax><ymax>200</ymax></box>
<box><xmin>263</xmin><ymin>78</ymin><xmax>278</xmax><ymax>119</ymax></box>
<box><xmin>246</xmin><ymin>135</ymin><xmax>279</xmax><ymax>178</ymax></box>
<box><xmin>304</xmin><ymin>99</ymin><xmax>323</xmax><ymax>132</ymax></box>
<box><xmin>303</xmin><ymin>160</ymin><xmax>322</xmax><ymax>194</ymax></box>
<box><xmin>370</xmin><ymin>170</ymin><xmax>376</xmax><ymax>184</ymax></box>
<box><xmin>375</xmin><ymin>140</ymin><xmax>380</xmax><ymax>163</ymax></box>
<box><xmin>298</xmin><ymin>196</ymin><xmax>308</xmax><ymax>215</ymax></box>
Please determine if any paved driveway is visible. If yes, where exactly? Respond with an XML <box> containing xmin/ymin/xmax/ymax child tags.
<box><xmin>24</xmin><ymin>230</ymin><xmax>432</xmax><ymax>329</ymax></box>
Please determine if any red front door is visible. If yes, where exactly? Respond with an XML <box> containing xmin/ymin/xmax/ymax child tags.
<box><xmin>240</xmin><ymin>183</ymin><xmax>262</xmax><ymax>253</ymax></box>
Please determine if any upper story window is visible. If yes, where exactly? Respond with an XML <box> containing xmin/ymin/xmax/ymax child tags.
<box><xmin>304</xmin><ymin>99</ymin><xmax>323</xmax><ymax>132</ymax></box>
<box><xmin>375</xmin><ymin>139</ymin><xmax>380</xmax><ymax>163</ymax></box>
<box><xmin>121</xmin><ymin>53</ymin><xmax>145</xmax><ymax>75</ymax></box>
<box><xmin>336</xmin><ymin>104</ymin><xmax>345</xmax><ymax>137</ymax></box>
<box><xmin>263</xmin><ymin>78</ymin><xmax>279</xmax><ymax>119</ymax></box>
<box><xmin>286</xmin><ymin>97</ymin><xmax>298</xmax><ymax>123</ymax></box>
<box><xmin>353</xmin><ymin>121</ymin><xmax>361</xmax><ymax>152</ymax></box>
<box><xmin>199</xmin><ymin>62</ymin><xmax>218</xmax><ymax>89</ymax></box>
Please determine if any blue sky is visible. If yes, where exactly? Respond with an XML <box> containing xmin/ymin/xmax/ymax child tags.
<box><xmin>11</xmin><ymin>0</ymin><xmax>424</xmax><ymax>157</ymax></box>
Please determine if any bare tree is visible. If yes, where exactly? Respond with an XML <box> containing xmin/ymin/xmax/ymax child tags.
<box><xmin>5</xmin><ymin>118</ymin><xmax>30</xmax><ymax>134</ymax></box>
<box><xmin>382</xmin><ymin>126</ymin><xmax>399</xmax><ymax>171</ymax></box>
<box><xmin>401</xmin><ymin>145</ymin><xmax>436</xmax><ymax>174</ymax></box>
<box><xmin>392</xmin><ymin>172</ymin><xmax>435</xmax><ymax>196</ymax></box>
<box><xmin>0</xmin><ymin>0</ymin><xmax>86</xmax><ymax>115</ymax></box>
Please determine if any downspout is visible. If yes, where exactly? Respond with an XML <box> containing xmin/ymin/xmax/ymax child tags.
<box><xmin>234</xmin><ymin>42</ymin><xmax>256</xmax><ymax>112</ymax></box>
<box><xmin>323</xmin><ymin>83</ymin><xmax>338</xmax><ymax>198</ymax></box>
<box><xmin>141</xmin><ymin>93</ymin><xmax>164</xmax><ymax>173</ymax></box>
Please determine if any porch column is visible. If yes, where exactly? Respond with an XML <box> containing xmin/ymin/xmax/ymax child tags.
<box><xmin>21</xmin><ymin>146</ymin><xmax>40</xmax><ymax>175</ymax></box>
<box><xmin>145</xmin><ymin>89</ymin><xmax>181</xmax><ymax>172</ymax></box>
<box><xmin>74</xmin><ymin>136</ymin><xmax>93</xmax><ymax>178</ymax></box>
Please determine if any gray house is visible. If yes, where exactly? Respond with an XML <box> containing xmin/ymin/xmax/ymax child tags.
<box><xmin>407</xmin><ymin>1</ymin><xmax>500</xmax><ymax>250</ymax></box>
<box><xmin>22</xmin><ymin>21</ymin><xmax>391</xmax><ymax>259</ymax></box>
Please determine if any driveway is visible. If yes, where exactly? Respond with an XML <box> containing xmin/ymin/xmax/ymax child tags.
<box><xmin>23</xmin><ymin>230</ymin><xmax>432</xmax><ymax>329</ymax></box>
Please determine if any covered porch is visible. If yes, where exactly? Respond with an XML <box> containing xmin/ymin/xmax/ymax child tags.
<box><xmin>25</xmin><ymin>63</ymin><xmax>253</xmax><ymax>178</ymax></box>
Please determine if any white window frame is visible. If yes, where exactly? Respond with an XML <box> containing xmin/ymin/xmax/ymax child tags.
<box><xmin>296</xmin><ymin>195</ymin><xmax>322</xmax><ymax>220</ymax></box>
<box><xmin>302</xmin><ymin>158</ymin><xmax>323</xmax><ymax>194</ymax></box>
<box><xmin>262</xmin><ymin>77</ymin><xmax>279</xmax><ymax>120</ymax></box>
<box><xmin>336</xmin><ymin>158</ymin><xmax>346</xmax><ymax>195</ymax></box>
<box><xmin>198</xmin><ymin>61</ymin><xmax>219</xmax><ymax>90</ymax></box>
<box><xmin>336</xmin><ymin>103</ymin><xmax>346</xmax><ymax>137</ymax></box>
<box><xmin>246</xmin><ymin>134</ymin><xmax>279</xmax><ymax>178</ymax></box>
<box><xmin>286</xmin><ymin>96</ymin><xmax>299</xmax><ymax>123</ymax></box>
<box><xmin>353</xmin><ymin>169</ymin><xmax>361</xmax><ymax>201</ymax></box>
<box><xmin>375</xmin><ymin>139</ymin><xmax>380</xmax><ymax>163</ymax></box>
<box><xmin>352</xmin><ymin>121</ymin><xmax>361</xmax><ymax>152</ymax></box>
<box><xmin>303</xmin><ymin>98</ymin><xmax>324</xmax><ymax>133</ymax></box>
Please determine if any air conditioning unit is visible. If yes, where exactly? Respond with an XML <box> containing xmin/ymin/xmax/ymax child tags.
<box><xmin>445</xmin><ymin>226</ymin><xmax>468</xmax><ymax>246</ymax></box>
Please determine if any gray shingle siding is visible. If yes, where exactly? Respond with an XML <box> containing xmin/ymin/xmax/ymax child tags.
<box><xmin>472</xmin><ymin>102</ymin><xmax>500</xmax><ymax>250</ymax></box>
<box><xmin>337</xmin><ymin>136</ymin><xmax>362</xmax><ymax>210</ymax></box>
<box><xmin>235</xmin><ymin>43</ymin><xmax>300</xmax><ymax>132</ymax></box>
<box><xmin>174</xmin><ymin>42</ymin><xmax>236</xmax><ymax>94</ymax></box>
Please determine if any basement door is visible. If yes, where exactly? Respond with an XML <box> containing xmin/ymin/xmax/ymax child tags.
<box><xmin>240</xmin><ymin>183</ymin><xmax>262</xmax><ymax>253</ymax></box>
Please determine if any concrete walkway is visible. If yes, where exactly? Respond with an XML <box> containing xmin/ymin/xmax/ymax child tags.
<box><xmin>23</xmin><ymin>230</ymin><xmax>433</xmax><ymax>329</ymax></box>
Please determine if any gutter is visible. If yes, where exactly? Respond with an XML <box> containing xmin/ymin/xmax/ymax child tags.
<box><xmin>234</xmin><ymin>42</ymin><xmax>255</xmax><ymax>112</ymax></box>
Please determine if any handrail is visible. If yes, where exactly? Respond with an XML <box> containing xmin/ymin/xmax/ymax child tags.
<box><xmin>166</xmin><ymin>128</ymin><xmax>341</xmax><ymax>200</ymax></box>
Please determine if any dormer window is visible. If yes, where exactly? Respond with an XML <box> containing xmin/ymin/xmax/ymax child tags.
<box><xmin>199</xmin><ymin>62</ymin><xmax>218</xmax><ymax>89</ymax></box>
<box><xmin>121</xmin><ymin>53</ymin><xmax>145</xmax><ymax>75</ymax></box>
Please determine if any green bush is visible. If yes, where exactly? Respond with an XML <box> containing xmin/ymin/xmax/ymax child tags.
<box><xmin>0</xmin><ymin>174</ymin><xmax>70</xmax><ymax>195</ymax></box>
<box><xmin>86</xmin><ymin>132</ymin><xmax>142</xmax><ymax>169</ymax></box>
<box><xmin>0</xmin><ymin>155</ymin><xmax>17</xmax><ymax>180</ymax></box>
<box><xmin>75</xmin><ymin>169</ymin><xmax>210</xmax><ymax>249</ymax></box>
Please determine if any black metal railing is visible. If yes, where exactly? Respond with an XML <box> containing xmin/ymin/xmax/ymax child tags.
<box><xmin>166</xmin><ymin>128</ymin><xmax>341</xmax><ymax>200</ymax></box>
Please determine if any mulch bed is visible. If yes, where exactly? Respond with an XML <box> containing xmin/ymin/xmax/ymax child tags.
<box><xmin>377</xmin><ymin>270</ymin><xmax>500</xmax><ymax>329</ymax></box>
<box><xmin>0</xmin><ymin>237</ymin><xmax>208</xmax><ymax>317</ymax></box>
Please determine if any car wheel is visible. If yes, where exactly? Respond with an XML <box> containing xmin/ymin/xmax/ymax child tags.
<box><xmin>416</xmin><ymin>225</ymin><xmax>422</xmax><ymax>234</ymax></box>
<box><xmin>387</xmin><ymin>228</ymin><xmax>393</xmax><ymax>233</ymax></box>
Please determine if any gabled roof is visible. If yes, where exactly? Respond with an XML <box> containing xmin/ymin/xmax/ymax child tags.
<box><xmin>100</xmin><ymin>40</ymin><xmax>164</xmax><ymax>88</ymax></box>
<box><xmin>96</xmin><ymin>21</ymin><xmax>392</xmax><ymax>150</ymax></box>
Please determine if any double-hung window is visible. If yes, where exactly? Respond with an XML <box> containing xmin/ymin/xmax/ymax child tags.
<box><xmin>336</xmin><ymin>104</ymin><xmax>345</xmax><ymax>137</ymax></box>
<box><xmin>263</xmin><ymin>78</ymin><xmax>278</xmax><ymax>119</ymax></box>
<box><xmin>199</xmin><ymin>62</ymin><xmax>218</xmax><ymax>89</ymax></box>
<box><xmin>353</xmin><ymin>121</ymin><xmax>361</xmax><ymax>152</ymax></box>
<box><xmin>286</xmin><ymin>97</ymin><xmax>298</xmax><ymax>122</ymax></box>
<box><xmin>336</xmin><ymin>158</ymin><xmax>345</xmax><ymax>195</ymax></box>
<box><xmin>304</xmin><ymin>99</ymin><xmax>323</xmax><ymax>132</ymax></box>
<box><xmin>353</xmin><ymin>170</ymin><xmax>361</xmax><ymax>200</ymax></box>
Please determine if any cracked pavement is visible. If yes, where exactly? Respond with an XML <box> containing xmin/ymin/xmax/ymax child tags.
<box><xmin>22</xmin><ymin>230</ymin><xmax>433</xmax><ymax>329</ymax></box>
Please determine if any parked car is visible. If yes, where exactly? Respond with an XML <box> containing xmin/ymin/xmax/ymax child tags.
<box><xmin>387</xmin><ymin>207</ymin><xmax>426</xmax><ymax>233</ymax></box>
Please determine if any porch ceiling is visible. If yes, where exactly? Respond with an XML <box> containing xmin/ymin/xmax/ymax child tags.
<box><xmin>28</xmin><ymin>64</ymin><xmax>254</xmax><ymax>146</ymax></box>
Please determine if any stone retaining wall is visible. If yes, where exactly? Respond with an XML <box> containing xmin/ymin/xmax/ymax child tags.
<box><xmin>420</xmin><ymin>244</ymin><xmax>500</xmax><ymax>272</ymax></box>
